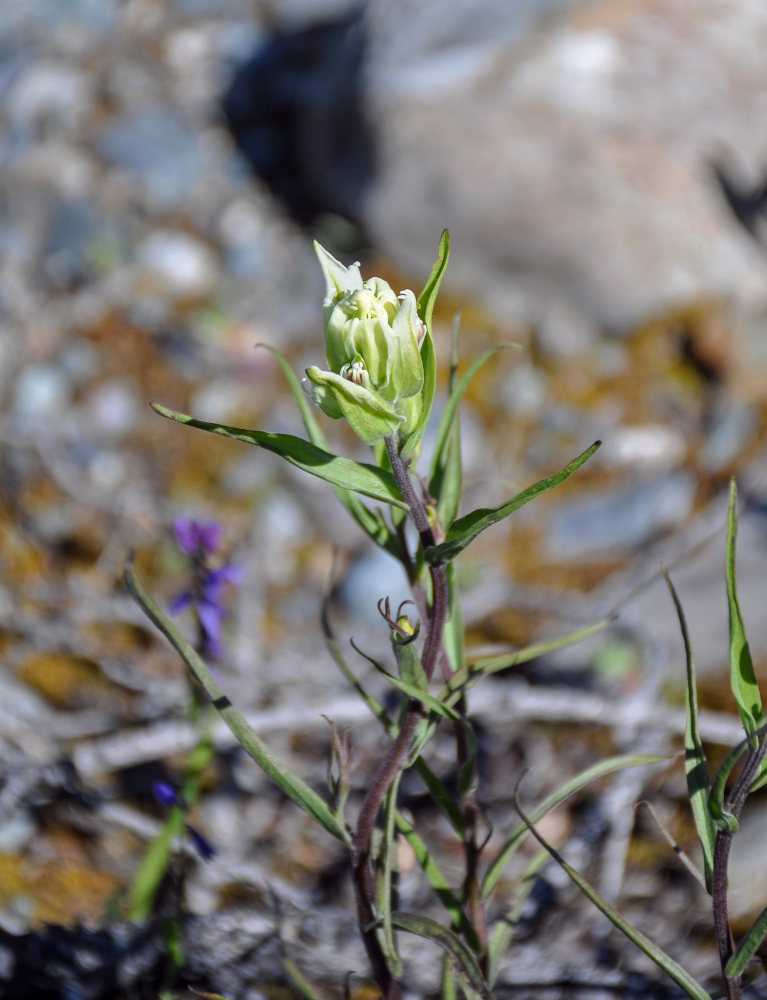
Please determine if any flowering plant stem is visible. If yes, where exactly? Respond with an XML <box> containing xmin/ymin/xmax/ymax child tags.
<box><xmin>352</xmin><ymin>435</ymin><xmax>449</xmax><ymax>1000</ymax></box>
<box><xmin>712</xmin><ymin>732</ymin><xmax>767</xmax><ymax>1000</ymax></box>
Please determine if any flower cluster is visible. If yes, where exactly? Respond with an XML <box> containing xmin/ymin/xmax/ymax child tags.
<box><xmin>304</xmin><ymin>243</ymin><xmax>431</xmax><ymax>451</ymax></box>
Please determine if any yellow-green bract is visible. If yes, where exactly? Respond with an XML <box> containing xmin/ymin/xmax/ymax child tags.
<box><xmin>304</xmin><ymin>242</ymin><xmax>430</xmax><ymax>449</ymax></box>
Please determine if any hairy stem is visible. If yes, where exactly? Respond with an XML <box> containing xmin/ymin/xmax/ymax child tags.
<box><xmin>711</xmin><ymin>735</ymin><xmax>767</xmax><ymax>999</ymax></box>
<box><xmin>351</xmin><ymin>436</ymin><xmax>450</xmax><ymax>999</ymax></box>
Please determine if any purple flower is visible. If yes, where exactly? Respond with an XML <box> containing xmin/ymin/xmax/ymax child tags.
<box><xmin>173</xmin><ymin>518</ymin><xmax>221</xmax><ymax>557</ymax></box>
<box><xmin>169</xmin><ymin>518</ymin><xmax>243</xmax><ymax>659</ymax></box>
<box><xmin>152</xmin><ymin>780</ymin><xmax>216</xmax><ymax>861</ymax></box>
<box><xmin>186</xmin><ymin>824</ymin><xmax>217</xmax><ymax>861</ymax></box>
<box><xmin>152</xmin><ymin>781</ymin><xmax>178</xmax><ymax>807</ymax></box>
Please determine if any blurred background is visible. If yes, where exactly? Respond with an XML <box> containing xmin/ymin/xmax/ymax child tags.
<box><xmin>3</xmin><ymin>0</ymin><xmax>767</xmax><ymax>996</ymax></box>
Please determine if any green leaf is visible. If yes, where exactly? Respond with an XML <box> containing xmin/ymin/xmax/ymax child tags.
<box><xmin>376</xmin><ymin>665</ymin><xmax>463</xmax><ymax>723</ymax></box>
<box><xmin>444</xmin><ymin>619</ymin><xmax>612</xmax><ymax>706</ymax></box>
<box><xmin>393</xmin><ymin>812</ymin><xmax>476</xmax><ymax>945</ymax></box>
<box><xmin>430</xmin><ymin>312</ymin><xmax>464</xmax><ymax>528</ymax></box>
<box><xmin>707</xmin><ymin>738</ymin><xmax>747</xmax><ymax>833</ymax></box>
<box><xmin>726</xmin><ymin>479</ymin><xmax>762</xmax><ymax>738</ymax></box>
<box><xmin>416</xmin><ymin>229</ymin><xmax>450</xmax><ymax>334</ymax></box>
<box><xmin>391</xmin><ymin>911</ymin><xmax>494</xmax><ymax>1000</ymax></box>
<box><xmin>442</xmin><ymin>563</ymin><xmax>464</xmax><ymax>674</ymax></box>
<box><xmin>425</xmin><ymin>441</ymin><xmax>600</xmax><ymax>565</ymax></box>
<box><xmin>726</xmin><ymin>903</ymin><xmax>767</xmax><ymax>978</ymax></box>
<box><xmin>400</xmin><ymin>230</ymin><xmax>448</xmax><ymax>460</ymax></box>
<box><xmin>128</xmin><ymin>804</ymin><xmax>186</xmax><ymax>920</ymax></box>
<box><xmin>487</xmin><ymin>849</ymin><xmax>549</xmax><ymax>986</ymax></box>
<box><xmin>282</xmin><ymin>956</ymin><xmax>328</xmax><ymax>1000</ymax></box>
<box><xmin>379</xmin><ymin>775</ymin><xmax>404</xmax><ymax>974</ymax></box>
<box><xmin>259</xmin><ymin>344</ymin><xmax>397</xmax><ymax>554</ymax></box>
<box><xmin>428</xmin><ymin>344</ymin><xmax>512</xmax><ymax>519</ymax></box>
<box><xmin>513</xmin><ymin>786</ymin><xmax>712</xmax><ymax>1000</ymax></box>
<box><xmin>482</xmin><ymin>753</ymin><xmax>666</xmax><ymax>897</ymax></box>
<box><xmin>257</xmin><ymin>343</ymin><xmax>328</xmax><ymax>448</ymax></box>
<box><xmin>125</xmin><ymin>557</ymin><xmax>348</xmax><ymax>844</ymax></box>
<box><xmin>128</xmin><ymin>723</ymin><xmax>215</xmax><ymax>921</ymax></box>
<box><xmin>663</xmin><ymin>568</ymin><xmax>715</xmax><ymax>893</ymax></box>
<box><xmin>410</xmin><ymin>619</ymin><xmax>612</xmax><ymax>764</ymax></box>
<box><xmin>150</xmin><ymin>403</ymin><xmax>407</xmax><ymax>510</ymax></box>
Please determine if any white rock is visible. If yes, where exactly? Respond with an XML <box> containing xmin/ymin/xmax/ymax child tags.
<box><xmin>137</xmin><ymin>230</ymin><xmax>217</xmax><ymax>300</ymax></box>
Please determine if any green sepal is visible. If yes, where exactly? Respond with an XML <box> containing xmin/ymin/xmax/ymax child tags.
<box><xmin>425</xmin><ymin>441</ymin><xmax>600</xmax><ymax>565</ymax></box>
<box><xmin>150</xmin><ymin>403</ymin><xmax>407</xmax><ymax>509</ymax></box>
<box><xmin>304</xmin><ymin>366</ymin><xmax>404</xmax><ymax>443</ymax></box>
<box><xmin>258</xmin><ymin>344</ymin><xmax>398</xmax><ymax>555</ymax></box>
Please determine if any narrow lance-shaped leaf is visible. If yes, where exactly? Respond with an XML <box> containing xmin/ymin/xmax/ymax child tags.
<box><xmin>430</xmin><ymin>312</ymin><xmax>464</xmax><ymax>529</ymax></box>
<box><xmin>425</xmin><ymin>441</ymin><xmax>600</xmax><ymax>565</ymax></box>
<box><xmin>257</xmin><ymin>344</ymin><xmax>398</xmax><ymax>554</ymax></box>
<box><xmin>416</xmin><ymin>228</ymin><xmax>449</xmax><ymax>334</ymax></box>
<box><xmin>726</xmin><ymin>478</ymin><xmax>762</xmax><ymax>738</ymax></box>
<box><xmin>151</xmin><ymin>403</ymin><xmax>407</xmax><ymax>510</ymax></box>
<box><xmin>445</xmin><ymin>618</ymin><xmax>612</xmax><ymax>706</ymax></box>
<box><xmin>663</xmin><ymin>567</ymin><xmax>715</xmax><ymax>892</ymax></box>
<box><xmin>486</xmin><ymin>848</ymin><xmax>549</xmax><ymax>986</ymax></box>
<box><xmin>414</xmin><ymin>619</ymin><xmax>612</xmax><ymax>759</ymax></box>
<box><xmin>379</xmin><ymin>776</ymin><xmax>404</xmax><ymax>975</ymax></box>
<box><xmin>401</xmin><ymin>229</ymin><xmax>449</xmax><ymax>459</ymax></box>
<box><xmin>391</xmin><ymin>911</ymin><xmax>494</xmax><ymax>1000</ymax></box>
<box><xmin>482</xmin><ymin>753</ymin><xmax>666</xmax><ymax>897</ymax></box>
<box><xmin>442</xmin><ymin>563</ymin><xmax>464</xmax><ymax>675</ymax></box>
<box><xmin>393</xmin><ymin>812</ymin><xmax>477</xmax><ymax>946</ymax></box>
<box><xmin>725</xmin><ymin>902</ymin><xmax>767</xmax><ymax>979</ymax></box>
<box><xmin>513</xmin><ymin>784</ymin><xmax>713</xmax><ymax>1000</ymax></box>
<box><xmin>428</xmin><ymin>343</ymin><xmax>513</xmax><ymax>522</ymax></box>
<box><xmin>125</xmin><ymin>557</ymin><xmax>348</xmax><ymax>844</ymax></box>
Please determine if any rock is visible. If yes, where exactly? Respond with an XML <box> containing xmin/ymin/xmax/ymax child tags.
<box><xmin>546</xmin><ymin>470</ymin><xmax>696</xmax><ymax>558</ymax></box>
<box><xmin>336</xmin><ymin>544</ymin><xmax>411</xmax><ymax>624</ymax></box>
<box><xmin>12</xmin><ymin>363</ymin><xmax>72</xmax><ymax>420</ymax></box>
<box><xmin>363</xmin><ymin>0</ymin><xmax>767</xmax><ymax>330</ymax></box>
<box><xmin>6</xmin><ymin>61</ymin><xmax>90</xmax><ymax>133</ymax></box>
<box><xmin>82</xmin><ymin>377</ymin><xmax>140</xmax><ymax>438</ymax></box>
<box><xmin>136</xmin><ymin>229</ymin><xmax>217</xmax><ymax>301</ymax></box>
<box><xmin>95</xmin><ymin>108</ymin><xmax>202</xmax><ymax>209</ymax></box>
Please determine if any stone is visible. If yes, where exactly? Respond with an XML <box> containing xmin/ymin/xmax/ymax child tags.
<box><xmin>363</xmin><ymin>0</ymin><xmax>767</xmax><ymax>330</ymax></box>
<box><xmin>96</xmin><ymin>108</ymin><xmax>202</xmax><ymax>209</ymax></box>
<box><xmin>546</xmin><ymin>470</ymin><xmax>696</xmax><ymax>558</ymax></box>
<box><xmin>136</xmin><ymin>229</ymin><xmax>217</xmax><ymax>300</ymax></box>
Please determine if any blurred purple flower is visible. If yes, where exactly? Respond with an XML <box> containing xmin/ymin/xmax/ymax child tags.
<box><xmin>186</xmin><ymin>824</ymin><xmax>217</xmax><ymax>861</ymax></box>
<box><xmin>169</xmin><ymin>518</ymin><xmax>243</xmax><ymax>658</ymax></box>
<box><xmin>173</xmin><ymin>518</ymin><xmax>220</xmax><ymax>557</ymax></box>
<box><xmin>152</xmin><ymin>780</ymin><xmax>216</xmax><ymax>861</ymax></box>
<box><xmin>152</xmin><ymin>781</ymin><xmax>178</xmax><ymax>807</ymax></box>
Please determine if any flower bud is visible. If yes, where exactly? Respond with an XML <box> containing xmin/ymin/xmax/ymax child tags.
<box><xmin>304</xmin><ymin>242</ymin><xmax>431</xmax><ymax>449</ymax></box>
